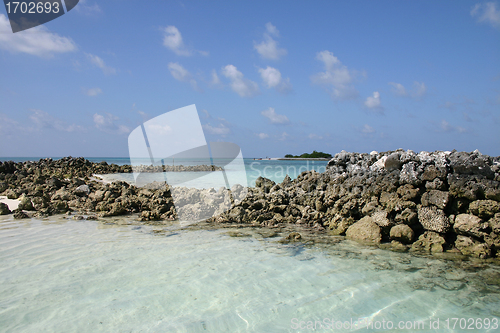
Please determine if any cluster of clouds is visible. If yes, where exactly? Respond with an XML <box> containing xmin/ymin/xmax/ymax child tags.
<box><xmin>1</xmin><ymin>2</ymin><xmax>495</xmax><ymax>145</ymax></box>
<box><xmin>165</xmin><ymin>23</ymin><xmax>292</xmax><ymax>98</ymax></box>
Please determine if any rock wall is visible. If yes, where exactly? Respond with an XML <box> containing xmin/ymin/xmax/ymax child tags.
<box><xmin>1</xmin><ymin>150</ymin><xmax>500</xmax><ymax>259</ymax></box>
<box><xmin>212</xmin><ymin>149</ymin><xmax>500</xmax><ymax>259</ymax></box>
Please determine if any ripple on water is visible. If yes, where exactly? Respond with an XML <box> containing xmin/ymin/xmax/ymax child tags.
<box><xmin>0</xmin><ymin>215</ymin><xmax>499</xmax><ymax>332</ymax></box>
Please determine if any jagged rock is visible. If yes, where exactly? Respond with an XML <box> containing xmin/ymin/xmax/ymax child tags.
<box><xmin>345</xmin><ymin>216</ymin><xmax>382</xmax><ymax>244</ymax></box>
<box><xmin>255</xmin><ymin>177</ymin><xmax>276</xmax><ymax>193</ymax></box>
<box><xmin>17</xmin><ymin>195</ymin><xmax>35</xmax><ymax>211</ymax></box>
<box><xmin>0</xmin><ymin>202</ymin><xmax>10</xmax><ymax>215</ymax></box>
<box><xmin>421</xmin><ymin>165</ymin><xmax>447</xmax><ymax>181</ymax></box>
<box><xmin>418</xmin><ymin>206</ymin><xmax>450</xmax><ymax>233</ymax></box>
<box><xmin>371</xmin><ymin>210</ymin><xmax>392</xmax><ymax>227</ymax></box>
<box><xmin>421</xmin><ymin>190</ymin><xmax>449</xmax><ymax>209</ymax></box>
<box><xmin>13</xmin><ymin>209</ymin><xmax>29</xmax><ymax>219</ymax></box>
<box><xmin>390</xmin><ymin>224</ymin><xmax>415</xmax><ymax>244</ymax></box>
<box><xmin>449</xmin><ymin>151</ymin><xmax>494</xmax><ymax>179</ymax></box>
<box><xmin>395</xmin><ymin>208</ymin><xmax>418</xmax><ymax>225</ymax></box>
<box><xmin>453</xmin><ymin>214</ymin><xmax>489</xmax><ymax>238</ymax></box>
<box><xmin>489</xmin><ymin>213</ymin><xmax>500</xmax><ymax>234</ymax></box>
<box><xmin>397</xmin><ymin>184</ymin><xmax>420</xmax><ymax>201</ymax></box>
<box><xmin>455</xmin><ymin>235</ymin><xmax>491</xmax><ymax>258</ymax></box>
<box><xmin>448</xmin><ymin>174</ymin><xmax>483</xmax><ymax>201</ymax></box>
<box><xmin>410</xmin><ymin>231</ymin><xmax>446</xmax><ymax>253</ymax></box>
<box><xmin>469</xmin><ymin>200</ymin><xmax>500</xmax><ymax>219</ymax></box>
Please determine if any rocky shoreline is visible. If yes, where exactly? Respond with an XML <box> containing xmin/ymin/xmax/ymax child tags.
<box><xmin>1</xmin><ymin>150</ymin><xmax>500</xmax><ymax>260</ymax></box>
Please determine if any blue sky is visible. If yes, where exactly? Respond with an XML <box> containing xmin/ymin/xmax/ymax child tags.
<box><xmin>0</xmin><ymin>0</ymin><xmax>499</xmax><ymax>158</ymax></box>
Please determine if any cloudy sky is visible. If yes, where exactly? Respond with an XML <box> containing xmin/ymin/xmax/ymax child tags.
<box><xmin>0</xmin><ymin>1</ymin><xmax>499</xmax><ymax>158</ymax></box>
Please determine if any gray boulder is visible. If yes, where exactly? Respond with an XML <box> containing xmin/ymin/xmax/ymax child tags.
<box><xmin>384</xmin><ymin>153</ymin><xmax>402</xmax><ymax>171</ymax></box>
<box><xmin>75</xmin><ymin>185</ymin><xmax>90</xmax><ymax>196</ymax></box>
<box><xmin>421</xmin><ymin>190</ymin><xmax>449</xmax><ymax>209</ymax></box>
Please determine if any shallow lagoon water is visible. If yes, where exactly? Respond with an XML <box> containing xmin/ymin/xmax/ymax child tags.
<box><xmin>1</xmin><ymin>215</ymin><xmax>499</xmax><ymax>332</ymax></box>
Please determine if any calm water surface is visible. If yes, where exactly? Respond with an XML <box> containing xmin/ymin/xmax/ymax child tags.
<box><xmin>1</xmin><ymin>215</ymin><xmax>499</xmax><ymax>332</ymax></box>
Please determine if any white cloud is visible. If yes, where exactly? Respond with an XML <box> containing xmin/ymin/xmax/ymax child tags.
<box><xmin>412</xmin><ymin>81</ymin><xmax>427</xmax><ymax>98</ymax></box>
<box><xmin>162</xmin><ymin>26</ymin><xmax>191</xmax><ymax>56</ymax></box>
<box><xmin>168</xmin><ymin>62</ymin><xmax>200</xmax><ymax>91</ymax></box>
<box><xmin>311</xmin><ymin>50</ymin><xmax>358</xmax><ymax>100</ymax></box>
<box><xmin>308</xmin><ymin>133</ymin><xmax>323</xmax><ymax>140</ymax></box>
<box><xmin>256</xmin><ymin>132</ymin><xmax>269</xmax><ymax>139</ymax></box>
<box><xmin>86</xmin><ymin>53</ymin><xmax>116</xmax><ymax>75</ymax></box>
<box><xmin>278</xmin><ymin>132</ymin><xmax>289</xmax><ymax>141</ymax></box>
<box><xmin>83</xmin><ymin>87</ymin><xmax>102</xmax><ymax>96</ymax></box>
<box><xmin>258</xmin><ymin>66</ymin><xmax>292</xmax><ymax>94</ymax></box>
<box><xmin>261</xmin><ymin>107</ymin><xmax>289</xmax><ymax>124</ymax></box>
<box><xmin>471</xmin><ymin>2</ymin><xmax>500</xmax><ymax>28</ymax></box>
<box><xmin>162</xmin><ymin>26</ymin><xmax>207</xmax><ymax>56</ymax></box>
<box><xmin>0</xmin><ymin>14</ymin><xmax>77</xmax><ymax>58</ymax></box>
<box><xmin>362</xmin><ymin>124</ymin><xmax>375</xmax><ymax>134</ymax></box>
<box><xmin>254</xmin><ymin>23</ymin><xmax>287</xmax><ymax>60</ymax></box>
<box><xmin>221</xmin><ymin>65</ymin><xmax>259</xmax><ymax>97</ymax></box>
<box><xmin>265</xmin><ymin>22</ymin><xmax>280</xmax><ymax>37</ymax></box>
<box><xmin>203</xmin><ymin>123</ymin><xmax>230</xmax><ymax>135</ymax></box>
<box><xmin>388</xmin><ymin>81</ymin><xmax>426</xmax><ymax>99</ymax></box>
<box><xmin>93</xmin><ymin>113</ymin><xmax>130</xmax><ymax>134</ymax></box>
<box><xmin>440</xmin><ymin>120</ymin><xmax>467</xmax><ymax>133</ymax></box>
<box><xmin>30</xmin><ymin>109</ymin><xmax>83</xmax><ymax>132</ymax></box>
<box><xmin>388</xmin><ymin>82</ymin><xmax>407</xmax><ymax>96</ymax></box>
<box><xmin>364</xmin><ymin>91</ymin><xmax>383</xmax><ymax>110</ymax></box>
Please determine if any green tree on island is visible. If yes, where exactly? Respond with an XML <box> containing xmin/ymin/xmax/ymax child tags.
<box><xmin>284</xmin><ymin>150</ymin><xmax>332</xmax><ymax>158</ymax></box>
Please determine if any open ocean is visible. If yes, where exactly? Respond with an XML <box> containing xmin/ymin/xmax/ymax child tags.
<box><xmin>1</xmin><ymin>157</ymin><xmax>500</xmax><ymax>332</ymax></box>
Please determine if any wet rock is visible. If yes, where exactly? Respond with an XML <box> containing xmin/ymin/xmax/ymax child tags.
<box><xmin>0</xmin><ymin>202</ymin><xmax>10</xmax><ymax>215</ymax></box>
<box><xmin>455</xmin><ymin>235</ymin><xmax>491</xmax><ymax>259</ymax></box>
<box><xmin>13</xmin><ymin>209</ymin><xmax>29</xmax><ymax>219</ymax></box>
<box><xmin>453</xmin><ymin>214</ymin><xmax>489</xmax><ymax>239</ymax></box>
<box><xmin>469</xmin><ymin>200</ymin><xmax>500</xmax><ymax>219</ymax></box>
<box><xmin>410</xmin><ymin>231</ymin><xmax>446</xmax><ymax>253</ymax></box>
<box><xmin>285</xmin><ymin>232</ymin><xmax>302</xmax><ymax>241</ymax></box>
<box><xmin>390</xmin><ymin>224</ymin><xmax>415</xmax><ymax>244</ymax></box>
<box><xmin>421</xmin><ymin>190</ymin><xmax>449</xmax><ymax>209</ymax></box>
<box><xmin>418</xmin><ymin>206</ymin><xmax>450</xmax><ymax>233</ymax></box>
<box><xmin>345</xmin><ymin>216</ymin><xmax>382</xmax><ymax>244</ymax></box>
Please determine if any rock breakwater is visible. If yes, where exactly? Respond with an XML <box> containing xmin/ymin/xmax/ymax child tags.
<box><xmin>210</xmin><ymin>149</ymin><xmax>500</xmax><ymax>259</ymax></box>
<box><xmin>1</xmin><ymin>150</ymin><xmax>500</xmax><ymax>259</ymax></box>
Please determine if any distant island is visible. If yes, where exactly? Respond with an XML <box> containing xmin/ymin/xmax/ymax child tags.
<box><xmin>284</xmin><ymin>151</ymin><xmax>332</xmax><ymax>159</ymax></box>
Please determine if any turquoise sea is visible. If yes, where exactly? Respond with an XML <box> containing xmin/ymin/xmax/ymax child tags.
<box><xmin>0</xmin><ymin>157</ymin><xmax>328</xmax><ymax>187</ymax></box>
<box><xmin>1</xmin><ymin>157</ymin><xmax>500</xmax><ymax>332</ymax></box>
